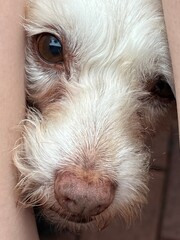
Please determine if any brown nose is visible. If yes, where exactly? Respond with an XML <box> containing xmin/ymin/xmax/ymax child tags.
<box><xmin>54</xmin><ymin>172</ymin><xmax>115</xmax><ymax>218</ymax></box>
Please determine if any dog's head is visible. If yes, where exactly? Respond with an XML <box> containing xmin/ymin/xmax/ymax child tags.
<box><xmin>15</xmin><ymin>0</ymin><xmax>175</xmax><ymax>232</ymax></box>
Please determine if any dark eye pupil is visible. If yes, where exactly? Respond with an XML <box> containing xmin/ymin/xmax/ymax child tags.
<box><xmin>36</xmin><ymin>33</ymin><xmax>63</xmax><ymax>64</ymax></box>
<box><xmin>152</xmin><ymin>79</ymin><xmax>174</xmax><ymax>100</ymax></box>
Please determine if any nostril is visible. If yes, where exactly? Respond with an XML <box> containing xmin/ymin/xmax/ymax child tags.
<box><xmin>64</xmin><ymin>197</ymin><xmax>75</xmax><ymax>206</ymax></box>
<box><xmin>63</xmin><ymin>197</ymin><xmax>81</xmax><ymax>213</ymax></box>
<box><xmin>91</xmin><ymin>205</ymin><xmax>103</xmax><ymax>216</ymax></box>
<box><xmin>64</xmin><ymin>197</ymin><xmax>73</xmax><ymax>203</ymax></box>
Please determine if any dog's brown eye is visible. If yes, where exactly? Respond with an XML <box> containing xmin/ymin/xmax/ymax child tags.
<box><xmin>36</xmin><ymin>33</ymin><xmax>63</xmax><ymax>64</ymax></box>
<box><xmin>151</xmin><ymin>77</ymin><xmax>174</xmax><ymax>100</ymax></box>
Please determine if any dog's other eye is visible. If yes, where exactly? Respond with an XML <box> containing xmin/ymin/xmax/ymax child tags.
<box><xmin>150</xmin><ymin>76</ymin><xmax>175</xmax><ymax>101</ymax></box>
<box><xmin>36</xmin><ymin>33</ymin><xmax>63</xmax><ymax>64</ymax></box>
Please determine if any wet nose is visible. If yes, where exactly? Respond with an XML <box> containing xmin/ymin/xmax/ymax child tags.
<box><xmin>54</xmin><ymin>172</ymin><xmax>115</xmax><ymax>217</ymax></box>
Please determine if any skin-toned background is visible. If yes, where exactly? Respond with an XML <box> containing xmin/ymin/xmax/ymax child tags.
<box><xmin>162</xmin><ymin>0</ymin><xmax>180</xmax><ymax>136</ymax></box>
<box><xmin>0</xmin><ymin>0</ymin><xmax>39</xmax><ymax>239</ymax></box>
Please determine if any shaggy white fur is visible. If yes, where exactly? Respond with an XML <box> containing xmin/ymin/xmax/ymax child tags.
<box><xmin>14</xmin><ymin>0</ymin><xmax>175</xmax><ymax>232</ymax></box>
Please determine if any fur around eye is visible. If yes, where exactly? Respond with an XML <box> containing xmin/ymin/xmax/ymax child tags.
<box><xmin>36</xmin><ymin>33</ymin><xmax>63</xmax><ymax>64</ymax></box>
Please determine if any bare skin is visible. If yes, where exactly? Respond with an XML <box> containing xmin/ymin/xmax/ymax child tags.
<box><xmin>0</xmin><ymin>0</ymin><xmax>39</xmax><ymax>239</ymax></box>
<box><xmin>162</xmin><ymin>1</ymin><xmax>180</xmax><ymax>137</ymax></box>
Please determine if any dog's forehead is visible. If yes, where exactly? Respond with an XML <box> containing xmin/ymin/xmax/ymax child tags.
<box><xmin>27</xmin><ymin>0</ymin><xmax>163</xmax><ymax>38</ymax></box>
<box><xmin>26</xmin><ymin>0</ymin><xmax>173</xmax><ymax>90</ymax></box>
<box><xmin>27</xmin><ymin>0</ymin><xmax>166</xmax><ymax>56</ymax></box>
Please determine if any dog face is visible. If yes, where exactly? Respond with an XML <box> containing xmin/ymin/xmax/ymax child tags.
<box><xmin>15</xmin><ymin>0</ymin><xmax>175</xmax><ymax>232</ymax></box>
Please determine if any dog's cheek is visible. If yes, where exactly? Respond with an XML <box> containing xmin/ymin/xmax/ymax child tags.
<box><xmin>15</xmin><ymin>82</ymin><xmax>151</xmax><ymax>227</ymax></box>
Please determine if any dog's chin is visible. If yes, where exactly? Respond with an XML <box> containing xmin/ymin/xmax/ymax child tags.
<box><xmin>55</xmin><ymin>211</ymin><xmax>94</xmax><ymax>224</ymax></box>
<box><xmin>42</xmin><ymin>207</ymin><xmax>110</xmax><ymax>232</ymax></box>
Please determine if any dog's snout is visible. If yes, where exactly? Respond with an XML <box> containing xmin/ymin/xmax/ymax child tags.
<box><xmin>54</xmin><ymin>172</ymin><xmax>115</xmax><ymax>218</ymax></box>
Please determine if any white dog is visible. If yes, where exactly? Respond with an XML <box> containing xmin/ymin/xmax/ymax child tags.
<box><xmin>15</xmin><ymin>0</ymin><xmax>175</xmax><ymax>233</ymax></box>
